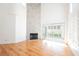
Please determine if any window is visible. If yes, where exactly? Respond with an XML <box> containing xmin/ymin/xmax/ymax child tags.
<box><xmin>42</xmin><ymin>23</ymin><xmax>64</xmax><ymax>43</ymax></box>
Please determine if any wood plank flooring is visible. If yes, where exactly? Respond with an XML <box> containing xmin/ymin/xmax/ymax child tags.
<box><xmin>0</xmin><ymin>40</ymin><xmax>74</xmax><ymax>56</ymax></box>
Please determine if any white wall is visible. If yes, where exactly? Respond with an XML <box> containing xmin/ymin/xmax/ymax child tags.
<box><xmin>66</xmin><ymin>4</ymin><xmax>79</xmax><ymax>55</ymax></box>
<box><xmin>0</xmin><ymin>3</ymin><xmax>27</xmax><ymax>44</ymax></box>
<box><xmin>0</xmin><ymin>4</ymin><xmax>16</xmax><ymax>44</ymax></box>
<box><xmin>41</xmin><ymin>3</ymin><xmax>67</xmax><ymax>25</ymax></box>
<box><xmin>27</xmin><ymin>3</ymin><xmax>41</xmax><ymax>39</ymax></box>
<box><xmin>64</xmin><ymin>4</ymin><xmax>69</xmax><ymax>43</ymax></box>
<box><xmin>15</xmin><ymin>4</ymin><xmax>26</xmax><ymax>42</ymax></box>
<box><xmin>67</xmin><ymin>3</ymin><xmax>79</xmax><ymax>48</ymax></box>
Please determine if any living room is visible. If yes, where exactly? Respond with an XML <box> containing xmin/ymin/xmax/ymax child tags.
<box><xmin>0</xmin><ymin>3</ymin><xmax>79</xmax><ymax>56</ymax></box>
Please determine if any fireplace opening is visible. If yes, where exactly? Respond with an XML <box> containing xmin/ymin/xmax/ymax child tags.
<box><xmin>30</xmin><ymin>33</ymin><xmax>38</xmax><ymax>40</ymax></box>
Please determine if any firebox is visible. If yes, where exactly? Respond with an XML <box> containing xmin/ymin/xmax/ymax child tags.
<box><xmin>30</xmin><ymin>33</ymin><xmax>38</xmax><ymax>40</ymax></box>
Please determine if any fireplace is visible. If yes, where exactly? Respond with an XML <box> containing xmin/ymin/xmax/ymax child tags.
<box><xmin>30</xmin><ymin>33</ymin><xmax>38</xmax><ymax>40</ymax></box>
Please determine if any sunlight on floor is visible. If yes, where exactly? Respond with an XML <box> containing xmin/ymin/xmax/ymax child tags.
<box><xmin>43</xmin><ymin>40</ymin><xmax>67</xmax><ymax>47</ymax></box>
<box><xmin>42</xmin><ymin>40</ymin><xmax>67</xmax><ymax>51</ymax></box>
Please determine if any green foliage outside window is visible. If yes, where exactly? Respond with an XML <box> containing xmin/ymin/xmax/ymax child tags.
<box><xmin>48</xmin><ymin>32</ymin><xmax>61</xmax><ymax>38</ymax></box>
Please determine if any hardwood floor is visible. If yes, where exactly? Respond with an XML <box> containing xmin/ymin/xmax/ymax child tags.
<box><xmin>0</xmin><ymin>40</ymin><xmax>74</xmax><ymax>56</ymax></box>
